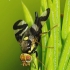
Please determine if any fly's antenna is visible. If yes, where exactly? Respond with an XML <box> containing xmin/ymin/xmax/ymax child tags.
<box><xmin>34</xmin><ymin>38</ymin><xmax>54</xmax><ymax>48</ymax></box>
<box><xmin>37</xmin><ymin>57</ymin><xmax>47</xmax><ymax>70</ymax></box>
<box><xmin>40</xmin><ymin>24</ymin><xmax>58</xmax><ymax>35</ymax></box>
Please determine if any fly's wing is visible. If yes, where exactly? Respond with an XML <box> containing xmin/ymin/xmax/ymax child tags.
<box><xmin>30</xmin><ymin>8</ymin><xmax>50</xmax><ymax>37</ymax></box>
<box><xmin>34</xmin><ymin>8</ymin><xmax>50</xmax><ymax>28</ymax></box>
<box><xmin>39</xmin><ymin>8</ymin><xmax>50</xmax><ymax>21</ymax></box>
<box><xmin>13</xmin><ymin>20</ymin><xmax>28</xmax><ymax>42</ymax></box>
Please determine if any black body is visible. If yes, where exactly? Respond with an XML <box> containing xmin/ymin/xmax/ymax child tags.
<box><xmin>13</xmin><ymin>8</ymin><xmax>50</xmax><ymax>56</ymax></box>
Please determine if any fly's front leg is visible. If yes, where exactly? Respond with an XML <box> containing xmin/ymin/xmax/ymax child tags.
<box><xmin>34</xmin><ymin>51</ymin><xmax>38</xmax><ymax>57</ymax></box>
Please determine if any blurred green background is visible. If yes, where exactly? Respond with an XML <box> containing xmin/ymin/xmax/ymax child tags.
<box><xmin>0</xmin><ymin>0</ymin><xmax>65</xmax><ymax>70</ymax></box>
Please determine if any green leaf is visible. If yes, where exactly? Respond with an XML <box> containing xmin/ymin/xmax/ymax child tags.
<box><xmin>53</xmin><ymin>0</ymin><xmax>62</xmax><ymax>62</ymax></box>
<box><xmin>30</xmin><ymin>54</ymin><xmax>38</xmax><ymax>70</ymax></box>
<box><xmin>21</xmin><ymin>1</ymin><xmax>33</xmax><ymax>27</ymax></box>
<box><xmin>40</xmin><ymin>0</ymin><xmax>49</xmax><ymax>70</ymax></box>
<box><xmin>66</xmin><ymin>59</ymin><xmax>70</xmax><ymax>70</ymax></box>
<box><xmin>62</xmin><ymin>0</ymin><xmax>70</xmax><ymax>42</ymax></box>
<box><xmin>58</xmin><ymin>33</ymin><xmax>70</xmax><ymax>70</ymax></box>
<box><xmin>45</xmin><ymin>34</ymin><xmax>54</xmax><ymax>70</ymax></box>
<box><xmin>48</xmin><ymin>0</ymin><xmax>62</xmax><ymax>70</ymax></box>
<box><xmin>40</xmin><ymin>0</ymin><xmax>48</xmax><ymax>12</ymax></box>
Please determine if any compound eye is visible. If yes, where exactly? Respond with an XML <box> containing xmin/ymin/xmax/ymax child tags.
<box><xmin>20</xmin><ymin>54</ymin><xmax>25</xmax><ymax>61</ymax></box>
<box><xmin>26</xmin><ymin>55</ymin><xmax>31</xmax><ymax>62</ymax></box>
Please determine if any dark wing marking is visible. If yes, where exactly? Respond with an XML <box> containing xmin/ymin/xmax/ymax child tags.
<box><xmin>39</xmin><ymin>8</ymin><xmax>50</xmax><ymax>21</ymax></box>
<box><xmin>30</xmin><ymin>8</ymin><xmax>50</xmax><ymax>37</ymax></box>
<box><xmin>13</xmin><ymin>20</ymin><xmax>28</xmax><ymax>30</ymax></box>
<box><xmin>34</xmin><ymin>8</ymin><xmax>50</xmax><ymax>29</ymax></box>
<box><xmin>30</xmin><ymin>27</ymin><xmax>37</xmax><ymax>36</ymax></box>
<box><xmin>13</xmin><ymin>20</ymin><xmax>28</xmax><ymax>41</ymax></box>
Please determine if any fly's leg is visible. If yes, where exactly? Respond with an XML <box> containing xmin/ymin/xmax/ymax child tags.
<box><xmin>34</xmin><ymin>51</ymin><xmax>38</xmax><ymax>57</ymax></box>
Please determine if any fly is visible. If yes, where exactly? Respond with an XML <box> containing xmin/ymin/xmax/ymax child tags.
<box><xmin>13</xmin><ymin>8</ymin><xmax>51</xmax><ymax>66</ymax></box>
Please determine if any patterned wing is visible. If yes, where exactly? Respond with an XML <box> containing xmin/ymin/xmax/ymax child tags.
<box><xmin>13</xmin><ymin>20</ymin><xmax>28</xmax><ymax>42</ymax></box>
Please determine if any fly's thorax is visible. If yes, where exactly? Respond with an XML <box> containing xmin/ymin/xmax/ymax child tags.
<box><xmin>29</xmin><ymin>35</ymin><xmax>34</xmax><ymax>41</ymax></box>
<box><xmin>31</xmin><ymin>24</ymin><xmax>39</xmax><ymax>32</ymax></box>
<box><xmin>20</xmin><ymin>53</ymin><xmax>32</xmax><ymax>66</ymax></box>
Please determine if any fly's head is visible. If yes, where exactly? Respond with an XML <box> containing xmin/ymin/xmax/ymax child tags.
<box><xmin>20</xmin><ymin>53</ymin><xmax>32</xmax><ymax>66</ymax></box>
<box><xmin>19</xmin><ymin>36</ymin><xmax>31</xmax><ymax>53</ymax></box>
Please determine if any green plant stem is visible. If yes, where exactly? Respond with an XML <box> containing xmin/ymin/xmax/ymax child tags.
<box><xmin>30</xmin><ymin>54</ymin><xmax>38</xmax><ymax>70</ymax></box>
<box><xmin>62</xmin><ymin>0</ymin><xmax>70</xmax><ymax>42</ymax></box>
<box><xmin>37</xmin><ymin>45</ymin><xmax>42</xmax><ymax>70</ymax></box>
<box><xmin>53</xmin><ymin>0</ymin><xmax>62</xmax><ymax>63</ymax></box>
<box><xmin>40</xmin><ymin>0</ymin><xmax>48</xmax><ymax>70</ymax></box>
<box><xmin>45</xmin><ymin>34</ymin><xmax>54</xmax><ymax>70</ymax></box>
<box><xmin>47</xmin><ymin>1</ymin><xmax>56</xmax><ymax>70</ymax></box>
<box><xmin>40</xmin><ymin>0</ymin><xmax>48</xmax><ymax>12</ymax></box>
<box><xmin>58</xmin><ymin>33</ymin><xmax>70</xmax><ymax>70</ymax></box>
<box><xmin>41</xmin><ymin>23</ymin><xmax>48</xmax><ymax>70</ymax></box>
<box><xmin>66</xmin><ymin>59</ymin><xmax>70</xmax><ymax>70</ymax></box>
<box><xmin>48</xmin><ymin>0</ymin><xmax>62</xmax><ymax>70</ymax></box>
<box><xmin>46</xmin><ymin>0</ymin><xmax>55</xmax><ymax>70</ymax></box>
<box><xmin>21</xmin><ymin>1</ymin><xmax>33</xmax><ymax>27</ymax></box>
